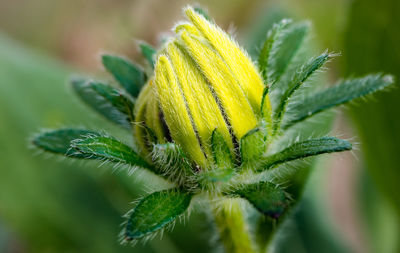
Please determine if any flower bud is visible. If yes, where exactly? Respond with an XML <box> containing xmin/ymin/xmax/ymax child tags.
<box><xmin>135</xmin><ymin>7</ymin><xmax>271</xmax><ymax>168</ymax></box>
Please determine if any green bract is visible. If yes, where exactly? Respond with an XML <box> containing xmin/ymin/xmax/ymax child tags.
<box><xmin>32</xmin><ymin>6</ymin><xmax>394</xmax><ymax>253</ymax></box>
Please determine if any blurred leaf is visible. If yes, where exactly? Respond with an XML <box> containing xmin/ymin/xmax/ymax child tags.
<box><xmin>344</xmin><ymin>0</ymin><xmax>400</xmax><ymax>216</ymax></box>
<box><xmin>273</xmin><ymin>197</ymin><xmax>351</xmax><ymax>253</ymax></box>
<box><xmin>139</xmin><ymin>42</ymin><xmax>156</xmax><ymax>68</ymax></box>
<box><xmin>259</xmin><ymin>137</ymin><xmax>351</xmax><ymax>171</ymax></box>
<box><xmin>72</xmin><ymin>135</ymin><xmax>152</xmax><ymax>170</ymax></box>
<box><xmin>124</xmin><ymin>189</ymin><xmax>192</xmax><ymax>241</ymax></box>
<box><xmin>267</xmin><ymin>22</ymin><xmax>309</xmax><ymax>84</ymax></box>
<box><xmin>32</xmin><ymin>128</ymin><xmax>99</xmax><ymax>158</ymax></box>
<box><xmin>243</xmin><ymin>6</ymin><xmax>290</xmax><ymax>59</ymax></box>
<box><xmin>101</xmin><ymin>54</ymin><xmax>146</xmax><ymax>97</ymax></box>
<box><xmin>229</xmin><ymin>181</ymin><xmax>288</xmax><ymax>218</ymax></box>
<box><xmin>258</xmin><ymin>19</ymin><xmax>291</xmax><ymax>84</ymax></box>
<box><xmin>71</xmin><ymin>78</ymin><xmax>134</xmax><ymax>129</ymax></box>
<box><xmin>283</xmin><ymin>74</ymin><xmax>394</xmax><ymax>129</ymax></box>
<box><xmin>0</xmin><ymin>34</ymin><xmax>154</xmax><ymax>253</ymax></box>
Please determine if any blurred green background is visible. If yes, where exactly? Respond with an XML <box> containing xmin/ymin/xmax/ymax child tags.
<box><xmin>0</xmin><ymin>0</ymin><xmax>399</xmax><ymax>252</ymax></box>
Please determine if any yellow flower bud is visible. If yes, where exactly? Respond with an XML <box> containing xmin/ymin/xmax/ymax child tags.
<box><xmin>134</xmin><ymin>6</ymin><xmax>272</xmax><ymax>168</ymax></box>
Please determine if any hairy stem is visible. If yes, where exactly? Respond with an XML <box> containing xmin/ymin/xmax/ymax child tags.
<box><xmin>212</xmin><ymin>198</ymin><xmax>256</xmax><ymax>253</ymax></box>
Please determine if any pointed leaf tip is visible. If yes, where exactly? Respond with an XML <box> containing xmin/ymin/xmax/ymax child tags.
<box><xmin>71</xmin><ymin>79</ymin><xmax>134</xmax><ymax>129</ymax></box>
<box><xmin>124</xmin><ymin>189</ymin><xmax>192</xmax><ymax>241</ymax></box>
<box><xmin>71</xmin><ymin>134</ymin><xmax>152</xmax><ymax>170</ymax></box>
<box><xmin>259</xmin><ymin>137</ymin><xmax>352</xmax><ymax>171</ymax></box>
<box><xmin>32</xmin><ymin>128</ymin><xmax>100</xmax><ymax>158</ymax></box>
<box><xmin>228</xmin><ymin>181</ymin><xmax>288</xmax><ymax>218</ymax></box>
<box><xmin>101</xmin><ymin>54</ymin><xmax>146</xmax><ymax>97</ymax></box>
<box><xmin>139</xmin><ymin>42</ymin><xmax>156</xmax><ymax>68</ymax></box>
<box><xmin>283</xmin><ymin>73</ymin><xmax>395</xmax><ymax>128</ymax></box>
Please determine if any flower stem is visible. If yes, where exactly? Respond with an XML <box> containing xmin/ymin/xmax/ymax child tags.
<box><xmin>212</xmin><ymin>198</ymin><xmax>256</xmax><ymax>253</ymax></box>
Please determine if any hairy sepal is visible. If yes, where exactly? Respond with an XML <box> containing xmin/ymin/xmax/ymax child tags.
<box><xmin>258</xmin><ymin>137</ymin><xmax>352</xmax><ymax>171</ymax></box>
<box><xmin>240</xmin><ymin>128</ymin><xmax>267</xmax><ymax>171</ymax></box>
<box><xmin>122</xmin><ymin>188</ymin><xmax>192</xmax><ymax>243</ymax></box>
<box><xmin>283</xmin><ymin>73</ymin><xmax>395</xmax><ymax>129</ymax></box>
<box><xmin>71</xmin><ymin>78</ymin><xmax>134</xmax><ymax>129</ymax></box>
<box><xmin>32</xmin><ymin>128</ymin><xmax>100</xmax><ymax>159</ymax></box>
<box><xmin>71</xmin><ymin>134</ymin><xmax>153</xmax><ymax>171</ymax></box>
<box><xmin>151</xmin><ymin>142</ymin><xmax>195</xmax><ymax>187</ymax></box>
<box><xmin>226</xmin><ymin>181</ymin><xmax>289</xmax><ymax>219</ymax></box>
<box><xmin>273</xmin><ymin>52</ymin><xmax>334</xmax><ymax>133</ymax></box>
<box><xmin>101</xmin><ymin>54</ymin><xmax>147</xmax><ymax>97</ymax></box>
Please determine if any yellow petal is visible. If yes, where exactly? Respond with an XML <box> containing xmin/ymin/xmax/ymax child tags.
<box><xmin>134</xmin><ymin>82</ymin><xmax>152</xmax><ymax>154</ymax></box>
<box><xmin>145</xmin><ymin>80</ymin><xmax>166</xmax><ymax>143</ymax></box>
<box><xmin>154</xmin><ymin>55</ymin><xmax>207</xmax><ymax>167</ymax></box>
<box><xmin>179</xmin><ymin>32</ymin><xmax>257</xmax><ymax>139</ymax></box>
<box><xmin>166</xmin><ymin>42</ymin><xmax>233</xmax><ymax>159</ymax></box>
<box><xmin>185</xmin><ymin>7</ymin><xmax>267</xmax><ymax>115</ymax></box>
<box><xmin>174</xmin><ymin>22</ymin><xmax>200</xmax><ymax>36</ymax></box>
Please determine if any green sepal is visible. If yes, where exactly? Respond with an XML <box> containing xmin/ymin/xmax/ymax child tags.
<box><xmin>123</xmin><ymin>189</ymin><xmax>192</xmax><ymax>241</ymax></box>
<box><xmin>71</xmin><ymin>78</ymin><xmax>134</xmax><ymax>129</ymax></box>
<box><xmin>139</xmin><ymin>42</ymin><xmax>156</xmax><ymax>68</ymax></box>
<box><xmin>151</xmin><ymin>143</ymin><xmax>194</xmax><ymax>185</ymax></box>
<box><xmin>258</xmin><ymin>19</ymin><xmax>291</xmax><ymax>84</ymax></box>
<box><xmin>211</xmin><ymin>129</ymin><xmax>234</xmax><ymax>169</ymax></box>
<box><xmin>260</xmin><ymin>86</ymin><xmax>273</xmax><ymax>133</ymax></box>
<box><xmin>71</xmin><ymin>134</ymin><xmax>152</xmax><ymax>170</ymax></box>
<box><xmin>259</xmin><ymin>137</ymin><xmax>352</xmax><ymax>171</ymax></box>
<box><xmin>240</xmin><ymin>128</ymin><xmax>266</xmax><ymax>170</ymax></box>
<box><xmin>227</xmin><ymin>181</ymin><xmax>288</xmax><ymax>218</ymax></box>
<box><xmin>101</xmin><ymin>54</ymin><xmax>147</xmax><ymax>97</ymax></box>
<box><xmin>32</xmin><ymin>128</ymin><xmax>99</xmax><ymax>158</ymax></box>
<box><xmin>142</xmin><ymin>124</ymin><xmax>158</xmax><ymax>145</ymax></box>
<box><xmin>274</xmin><ymin>52</ymin><xmax>333</xmax><ymax>132</ymax></box>
<box><xmin>283</xmin><ymin>74</ymin><xmax>395</xmax><ymax>129</ymax></box>
<box><xmin>267</xmin><ymin>21</ymin><xmax>309</xmax><ymax>85</ymax></box>
<box><xmin>197</xmin><ymin>168</ymin><xmax>235</xmax><ymax>183</ymax></box>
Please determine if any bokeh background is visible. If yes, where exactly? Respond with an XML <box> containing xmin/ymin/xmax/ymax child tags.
<box><xmin>0</xmin><ymin>0</ymin><xmax>399</xmax><ymax>252</ymax></box>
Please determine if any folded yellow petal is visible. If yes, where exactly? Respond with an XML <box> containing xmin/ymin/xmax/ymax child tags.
<box><xmin>174</xmin><ymin>22</ymin><xmax>200</xmax><ymax>36</ymax></box>
<box><xmin>166</xmin><ymin>42</ymin><xmax>233</xmax><ymax>159</ymax></box>
<box><xmin>185</xmin><ymin>7</ymin><xmax>266</xmax><ymax>115</ymax></box>
<box><xmin>134</xmin><ymin>82</ymin><xmax>152</xmax><ymax>154</ymax></box>
<box><xmin>179</xmin><ymin>32</ymin><xmax>257</xmax><ymax>139</ymax></box>
<box><xmin>154</xmin><ymin>55</ymin><xmax>207</xmax><ymax>167</ymax></box>
<box><xmin>145</xmin><ymin>80</ymin><xmax>166</xmax><ymax>143</ymax></box>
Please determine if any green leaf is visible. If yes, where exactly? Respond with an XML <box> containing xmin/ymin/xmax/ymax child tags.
<box><xmin>139</xmin><ymin>42</ymin><xmax>156</xmax><ymax>68</ymax></box>
<box><xmin>211</xmin><ymin>129</ymin><xmax>234</xmax><ymax>169</ymax></box>
<box><xmin>71</xmin><ymin>135</ymin><xmax>152</xmax><ymax>170</ymax></box>
<box><xmin>259</xmin><ymin>137</ymin><xmax>352</xmax><ymax>171</ymax></box>
<box><xmin>267</xmin><ymin>21</ymin><xmax>309</xmax><ymax>84</ymax></box>
<box><xmin>101</xmin><ymin>54</ymin><xmax>146</xmax><ymax>97</ymax></box>
<box><xmin>71</xmin><ymin>78</ymin><xmax>134</xmax><ymax>129</ymax></box>
<box><xmin>240</xmin><ymin>128</ymin><xmax>266</xmax><ymax>169</ymax></box>
<box><xmin>274</xmin><ymin>53</ymin><xmax>333</xmax><ymax>132</ymax></box>
<box><xmin>283</xmin><ymin>74</ymin><xmax>395</xmax><ymax>129</ymax></box>
<box><xmin>123</xmin><ymin>189</ymin><xmax>192</xmax><ymax>241</ymax></box>
<box><xmin>258</xmin><ymin>19</ymin><xmax>291</xmax><ymax>84</ymax></box>
<box><xmin>32</xmin><ymin>128</ymin><xmax>99</xmax><ymax>158</ymax></box>
<box><xmin>228</xmin><ymin>181</ymin><xmax>288</xmax><ymax>218</ymax></box>
<box><xmin>151</xmin><ymin>143</ymin><xmax>194</xmax><ymax>185</ymax></box>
